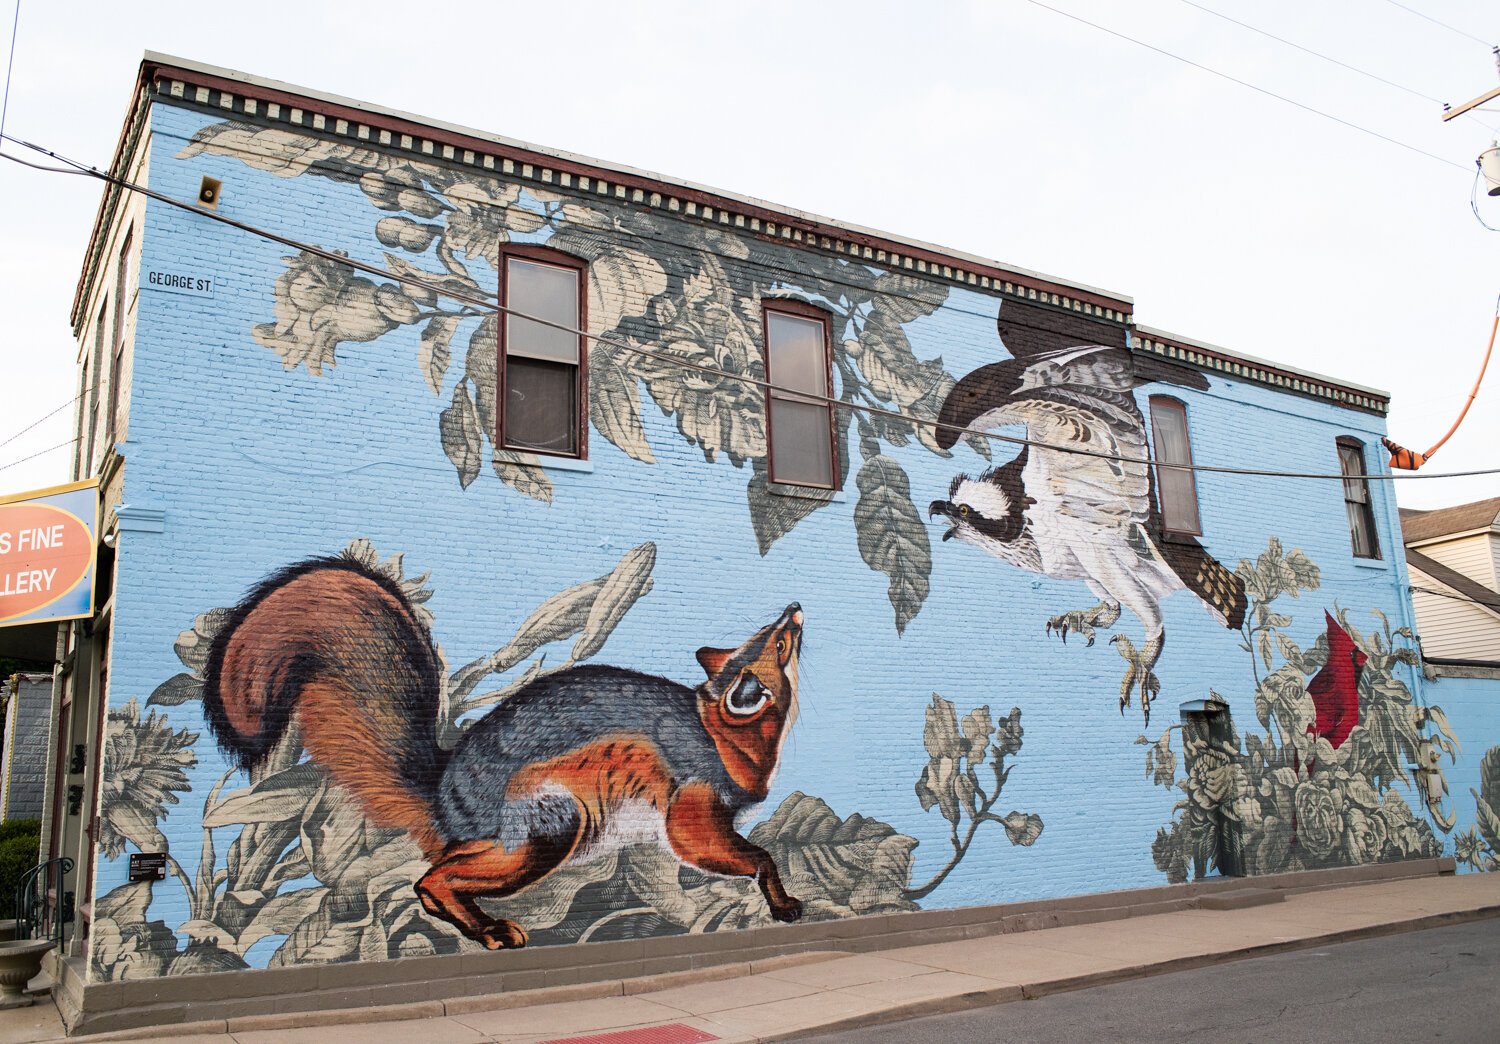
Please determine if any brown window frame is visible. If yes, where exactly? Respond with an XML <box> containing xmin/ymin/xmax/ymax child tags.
<box><xmin>762</xmin><ymin>299</ymin><xmax>839</xmax><ymax>491</ymax></box>
<box><xmin>1147</xmin><ymin>395</ymin><xmax>1203</xmax><ymax>538</ymax></box>
<box><xmin>84</xmin><ymin>301</ymin><xmax>107</xmax><ymax>476</ymax></box>
<box><xmin>496</xmin><ymin>244</ymin><xmax>589</xmax><ymax>460</ymax></box>
<box><xmin>107</xmin><ymin>228</ymin><xmax>133</xmax><ymax>447</ymax></box>
<box><xmin>1336</xmin><ymin>437</ymin><xmax>1382</xmax><ymax>560</ymax></box>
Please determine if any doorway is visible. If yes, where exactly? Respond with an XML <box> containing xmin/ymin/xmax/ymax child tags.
<box><xmin>1179</xmin><ymin>700</ymin><xmax>1245</xmax><ymax>879</ymax></box>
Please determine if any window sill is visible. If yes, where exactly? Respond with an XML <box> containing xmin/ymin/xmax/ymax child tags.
<box><xmin>767</xmin><ymin>481</ymin><xmax>846</xmax><ymax>504</ymax></box>
<box><xmin>1352</xmin><ymin>556</ymin><xmax>1389</xmax><ymax>571</ymax></box>
<box><xmin>494</xmin><ymin>448</ymin><xmax>595</xmax><ymax>474</ymax></box>
<box><xmin>524</xmin><ymin>455</ymin><xmax>594</xmax><ymax>474</ymax></box>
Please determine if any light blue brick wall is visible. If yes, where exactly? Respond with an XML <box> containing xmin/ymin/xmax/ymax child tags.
<box><xmin>84</xmin><ymin>97</ymin><xmax>1482</xmax><ymax>979</ymax></box>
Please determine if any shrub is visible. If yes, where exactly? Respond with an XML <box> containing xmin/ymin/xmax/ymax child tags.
<box><xmin>0</xmin><ymin>823</ymin><xmax>42</xmax><ymax>920</ymax></box>
<box><xmin>0</xmin><ymin>819</ymin><xmax>40</xmax><ymax>845</ymax></box>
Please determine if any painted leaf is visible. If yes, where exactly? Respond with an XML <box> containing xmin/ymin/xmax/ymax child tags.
<box><xmin>588</xmin><ymin>245</ymin><xmax>668</xmax><ymax>337</ymax></box>
<box><xmin>572</xmin><ymin>543</ymin><xmax>657</xmax><ymax>661</ymax></box>
<box><xmin>1475</xmin><ymin>747</ymin><xmax>1500</xmax><ymax>853</ymax></box>
<box><xmin>233</xmin><ymin>887</ymin><xmax>331</xmax><ymax>957</ymax></box>
<box><xmin>922</xmin><ymin>695</ymin><xmax>963</xmax><ymax>761</ymax></box>
<box><xmin>465</xmin><ymin>316</ymin><xmax>498</xmax><ymax>433</ymax></box>
<box><xmin>745</xmin><ymin>459</ymin><xmax>832</xmax><ymax>555</ymax></box>
<box><xmin>480</xmin><ymin>851</ymin><xmax>622</xmax><ymax>933</ymax></box>
<box><xmin>492</xmin><ymin>452</ymin><xmax>554</xmax><ymax>503</ymax></box>
<box><xmin>268</xmin><ymin>893</ymin><xmax>332</xmax><ymax>967</ymax></box>
<box><xmin>438</xmin><ymin>383</ymin><xmax>483</xmax><ymax>489</ymax></box>
<box><xmin>203</xmin><ymin>763</ymin><xmax>323</xmax><ymax>829</ymax></box>
<box><xmin>447</xmin><ymin>581</ymin><xmax>605</xmax><ymax>703</ymax></box>
<box><xmin>419</xmin><ymin>316</ymin><xmax>461</xmax><ymax>395</ymax></box>
<box><xmin>147</xmin><ymin>672</ymin><xmax>202</xmax><ymax>707</ymax></box>
<box><xmin>589</xmin><ymin>342</ymin><xmax>655</xmax><ymax>463</ymax></box>
<box><xmin>748</xmin><ymin>792</ymin><xmax>918</xmax><ymax>916</ymax></box>
<box><xmin>853</xmin><ymin>453</ymin><xmax>931</xmax><ymax>633</ymax></box>
<box><xmin>176</xmin><ymin>122</ymin><xmax>354</xmax><ymax>178</ymax></box>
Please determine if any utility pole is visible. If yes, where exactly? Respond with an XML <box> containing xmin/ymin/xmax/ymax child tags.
<box><xmin>1443</xmin><ymin>46</ymin><xmax>1500</xmax><ymax>197</ymax></box>
<box><xmin>1441</xmin><ymin>45</ymin><xmax>1500</xmax><ymax>122</ymax></box>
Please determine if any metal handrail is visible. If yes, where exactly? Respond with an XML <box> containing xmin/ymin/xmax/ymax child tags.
<box><xmin>15</xmin><ymin>857</ymin><xmax>73</xmax><ymax>947</ymax></box>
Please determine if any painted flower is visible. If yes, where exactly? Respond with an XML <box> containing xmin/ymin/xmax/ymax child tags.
<box><xmin>1343</xmin><ymin>807</ymin><xmax>1388</xmax><ymax>864</ymax></box>
<box><xmin>90</xmin><ymin>916</ymin><xmax>178</xmax><ymax>981</ymax></box>
<box><xmin>992</xmin><ymin>707</ymin><xmax>1024</xmax><ymax>758</ymax></box>
<box><xmin>441</xmin><ymin>179</ymin><xmax>545</xmax><ymax>271</ymax></box>
<box><xmin>98</xmin><ymin>699</ymin><xmax>197</xmax><ymax>860</ymax></box>
<box><xmin>1230</xmin><ymin>794</ymin><xmax>1265</xmax><ymax>835</ymax></box>
<box><xmin>635</xmin><ymin>269</ymin><xmax>765</xmax><ymax>466</ymax></box>
<box><xmin>1293</xmin><ymin>782</ymin><xmax>1342</xmax><ymax>860</ymax></box>
<box><xmin>1186</xmin><ymin>744</ymin><xmax>1236</xmax><ymax>811</ymax></box>
<box><xmin>253</xmin><ymin>251</ymin><xmax>401</xmax><ymax>375</ymax></box>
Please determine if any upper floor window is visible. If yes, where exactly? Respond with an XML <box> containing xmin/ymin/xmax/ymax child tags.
<box><xmin>500</xmin><ymin>247</ymin><xmax>586</xmax><ymax>458</ymax></box>
<box><xmin>763</xmin><ymin>302</ymin><xmax>836</xmax><ymax>489</ymax></box>
<box><xmin>1337</xmin><ymin>438</ymin><xmax>1381</xmax><ymax>559</ymax></box>
<box><xmin>1148</xmin><ymin>396</ymin><xmax>1201</xmax><ymax>536</ymax></box>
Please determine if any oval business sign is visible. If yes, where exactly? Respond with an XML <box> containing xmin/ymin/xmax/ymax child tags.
<box><xmin>0</xmin><ymin>503</ymin><xmax>94</xmax><ymax>623</ymax></box>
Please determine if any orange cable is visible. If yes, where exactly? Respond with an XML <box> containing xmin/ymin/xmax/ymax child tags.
<box><xmin>1385</xmin><ymin>305</ymin><xmax>1499</xmax><ymax>470</ymax></box>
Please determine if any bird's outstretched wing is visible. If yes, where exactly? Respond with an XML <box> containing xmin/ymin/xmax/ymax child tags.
<box><xmin>936</xmin><ymin>346</ymin><xmax>1155</xmax><ymax>538</ymax></box>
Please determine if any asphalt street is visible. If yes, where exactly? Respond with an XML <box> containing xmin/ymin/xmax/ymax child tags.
<box><xmin>799</xmin><ymin>919</ymin><xmax>1500</xmax><ymax>1044</ymax></box>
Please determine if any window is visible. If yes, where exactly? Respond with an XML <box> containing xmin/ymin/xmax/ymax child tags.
<box><xmin>107</xmin><ymin>229</ymin><xmax>134</xmax><ymax>445</ymax></box>
<box><xmin>73</xmin><ymin>362</ymin><xmax>89</xmax><ymax>480</ymax></box>
<box><xmin>500</xmin><ymin>248</ymin><xmax>586</xmax><ymax>457</ymax></box>
<box><xmin>1337</xmin><ymin>438</ymin><xmax>1381</xmax><ymax>559</ymax></box>
<box><xmin>764</xmin><ymin>302</ymin><xmax>836</xmax><ymax>489</ymax></box>
<box><xmin>84</xmin><ymin>302</ymin><xmax>107</xmax><ymax>475</ymax></box>
<box><xmin>1148</xmin><ymin>396</ymin><xmax>1202</xmax><ymax>536</ymax></box>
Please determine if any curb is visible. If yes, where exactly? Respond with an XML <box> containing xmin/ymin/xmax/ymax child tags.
<box><xmin>85</xmin><ymin>950</ymin><xmax>846</xmax><ymax>1042</ymax></box>
<box><xmin>762</xmin><ymin>903</ymin><xmax>1500</xmax><ymax>1041</ymax></box>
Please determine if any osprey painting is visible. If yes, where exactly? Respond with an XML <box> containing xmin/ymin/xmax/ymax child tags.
<box><xmin>928</xmin><ymin>342</ymin><xmax>1247</xmax><ymax>724</ymax></box>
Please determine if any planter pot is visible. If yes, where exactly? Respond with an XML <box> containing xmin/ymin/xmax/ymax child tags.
<box><xmin>0</xmin><ymin>921</ymin><xmax>18</xmax><ymax>943</ymax></box>
<box><xmin>0</xmin><ymin>940</ymin><xmax>53</xmax><ymax>1008</ymax></box>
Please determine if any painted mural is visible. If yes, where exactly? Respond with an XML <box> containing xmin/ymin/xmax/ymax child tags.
<box><xmin>177</xmin><ymin>121</ymin><xmax>967</xmax><ymax>634</ymax></box>
<box><xmin>94</xmin><ymin>540</ymin><xmax>1042</xmax><ymax>978</ymax></box>
<box><xmin>87</xmin><ymin>105</ymin><xmax>1475</xmax><ymax>984</ymax></box>
<box><xmin>1139</xmin><ymin>539</ymin><xmax>1455</xmax><ymax>881</ymax></box>
<box><xmin>1456</xmin><ymin>746</ymin><xmax>1500</xmax><ymax>871</ymax></box>
<box><xmin>929</xmin><ymin>346</ymin><xmax>1248</xmax><ymax>725</ymax></box>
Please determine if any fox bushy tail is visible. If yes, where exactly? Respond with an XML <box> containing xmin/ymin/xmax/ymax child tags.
<box><xmin>202</xmin><ymin>555</ymin><xmax>447</xmax><ymax>856</ymax></box>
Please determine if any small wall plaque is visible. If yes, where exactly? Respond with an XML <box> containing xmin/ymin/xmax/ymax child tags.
<box><xmin>128</xmin><ymin>853</ymin><xmax>168</xmax><ymax>883</ymax></box>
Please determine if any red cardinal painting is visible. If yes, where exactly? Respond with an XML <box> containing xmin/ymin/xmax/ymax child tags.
<box><xmin>1307</xmin><ymin>611</ymin><xmax>1367</xmax><ymax>751</ymax></box>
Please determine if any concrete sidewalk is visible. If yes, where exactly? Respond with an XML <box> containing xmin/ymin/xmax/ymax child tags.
<box><xmin>3</xmin><ymin>872</ymin><xmax>1496</xmax><ymax>1044</ymax></box>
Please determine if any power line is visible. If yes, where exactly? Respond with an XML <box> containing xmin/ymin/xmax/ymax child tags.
<box><xmin>4</xmin><ymin>134</ymin><xmax>1499</xmax><ymax>485</ymax></box>
<box><xmin>1410</xmin><ymin>584</ymin><xmax>1500</xmax><ymax>612</ymax></box>
<box><xmin>1178</xmin><ymin>0</ymin><xmax>1445</xmax><ymax>105</ymax></box>
<box><xmin>1019</xmin><ymin>0</ymin><xmax>1472</xmax><ymax>173</ymax></box>
<box><xmin>0</xmin><ymin>390</ymin><xmax>82</xmax><ymax>450</ymax></box>
<box><xmin>1381</xmin><ymin>0</ymin><xmax>1493</xmax><ymax>47</ymax></box>
<box><xmin>0</xmin><ymin>435</ymin><xmax>77</xmax><ymax>472</ymax></box>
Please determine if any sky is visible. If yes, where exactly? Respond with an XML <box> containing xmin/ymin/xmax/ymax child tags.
<box><xmin>0</xmin><ymin>0</ymin><xmax>1496</xmax><ymax>511</ymax></box>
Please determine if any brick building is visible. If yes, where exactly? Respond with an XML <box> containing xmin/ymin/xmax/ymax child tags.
<box><xmin>34</xmin><ymin>52</ymin><xmax>1500</xmax><ymax>1032</ymax></box>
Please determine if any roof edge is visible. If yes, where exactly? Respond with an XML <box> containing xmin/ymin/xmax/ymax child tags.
<box><xmin>1132</xmin><ymin>324</ymin><xmax>1389</xmax><ymax>415</ymax></box>
<box><xmin>142</xmin><ymin>51</ymin><xmax>1133</xmax><ymax>311</ymax></box>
